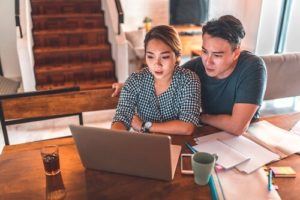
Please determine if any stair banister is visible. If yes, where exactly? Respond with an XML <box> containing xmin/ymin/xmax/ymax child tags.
<box><xmin>102</xmin><ymin>0</ymin><xmax>129</xmax><ymax>82</ymax></box>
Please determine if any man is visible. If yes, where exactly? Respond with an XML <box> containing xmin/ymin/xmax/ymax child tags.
<box><xmin>112</xmin><ymin>15</ymin><xmax>267</xmax><ymax>136</ymax></box>
<box><xmin>184</xmin><ymin>15</ymin><xmax>266</xmax><ymax>135</ymax></box>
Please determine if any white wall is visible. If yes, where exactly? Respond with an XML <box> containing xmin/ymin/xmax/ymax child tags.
<box><xmin>120</xmin><ymin>0</ymin><xmax>263</xmax><ymax>52</ymax></box>
<box><xmin>209</xmin><ymin>0</ymin><xmax>263</xmax><ymax>52</ymax></box>
<box><xmin>17</xmin><ymin>0</ymin><xmax>36</xmax><ymax>91</ymax></box>
<box><xmin>284</xmin><ymin>0</ymin><xmax>300</xmax><ymax>53</ymax></box>
<box><xmin>120</xmin><ymin>0</ymin><xmax>169</xmax><ymax>31</ymax></box>
<box><xmin>255</xmin><ymin>0</ymin><xmax>283</xmax><ymax>55</ymax></box>
<box><xmin>0</xmin><ymin>1</ymin><xmax>21</xmax><ymax>78</ymax></box>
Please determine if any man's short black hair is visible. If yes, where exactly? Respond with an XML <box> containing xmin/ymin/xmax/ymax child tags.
<box><xmin>202</xmin><ymin>15</ymin><xmax>245</xmax><ymax>49</ymax></box>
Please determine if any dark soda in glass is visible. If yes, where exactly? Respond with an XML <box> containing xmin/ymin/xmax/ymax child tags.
<box><xmin>41</xmin><ymin>145</ymin><xmax>61</xmax><ymax>176</ymax></box>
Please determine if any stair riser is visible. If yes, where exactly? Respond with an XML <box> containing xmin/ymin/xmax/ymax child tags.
<box><xmin>31</xmin><ymin>1</ymin><xmax>102</xmax><ymax>15</ymax></box>
<box><xmin>35</xmin><ymin>70</ymin><xmax>115</xmax><ymax>85</ymax></box>
<box><xmin>34</xmin><ymin>50</ymin><xmax>112</xmax><ymax>66</ymax></box>
<box><xmin>33</xmin><ymin>16</ymin><xmax>105</xmax><ymax>31</ymax></box>
<box><xmin>34</xmin><ymin>31</ymin><xmax>108</xmax><ymax>48</ymax></box>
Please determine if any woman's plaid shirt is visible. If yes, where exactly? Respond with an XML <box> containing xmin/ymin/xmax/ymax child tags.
<box><xmin>113</xmin><ymin>66</ymin><xmax>201</xmax><ymax>130</ymax></box>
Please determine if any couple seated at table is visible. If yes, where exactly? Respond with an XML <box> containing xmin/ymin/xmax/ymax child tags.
<box><xmin>111</xmin><ymin>15</ymin><xmax>267</xmax><ymax>136</ymax></box>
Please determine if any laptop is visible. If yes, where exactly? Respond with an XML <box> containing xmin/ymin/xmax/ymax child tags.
<box><xmin>69</xmin><ymin>125</ymin><xmax>181</xmax><ymax>181</ymax></box>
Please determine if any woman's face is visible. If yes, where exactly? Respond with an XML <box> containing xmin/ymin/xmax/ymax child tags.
<box><xmin>145</xmin><ymin>39</ymin><xmax>177</xmax><ymax>82</ymax></box>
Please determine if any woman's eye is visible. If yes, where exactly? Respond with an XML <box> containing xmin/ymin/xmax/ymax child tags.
<box><xmin>162</xmin><ymin>56</ymin><xmax>170</xmax><ymax>59</ymax></box>
<box><xmin>146</xmin><ymin>55</ymin><xmax>154</xmax><ymax>59</ymax></box>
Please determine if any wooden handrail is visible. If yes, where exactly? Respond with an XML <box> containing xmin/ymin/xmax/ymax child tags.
<box><xmin>115</xmin><ymin>0</ymin><xmax>124</xmax><ymax>35</ymax></box>
<box><xmin>0</xmin><ymin>88</ymin><xmax>119</xmax><ymax>145</ymax></box>
<box><xmin>2</xmin><ymin>88</ymin><xmax>118</xmax><ymax>120</ymax></box>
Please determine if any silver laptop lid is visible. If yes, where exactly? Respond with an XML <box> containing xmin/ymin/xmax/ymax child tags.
<box><xmin>70</xmin><ymin>125</ymin><xmax>176</xmax><ymax>181</ymax></box>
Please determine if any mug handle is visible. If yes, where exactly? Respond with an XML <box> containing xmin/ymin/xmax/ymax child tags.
<box><xmin>212</xmin><ymin>153</ymin><xmax>218</xmax><ymax>161</ymax></box>
<box><xmin>180</xmin><ymin>153</ymin><xmax>194</xmax><ymax>175</ymax></box>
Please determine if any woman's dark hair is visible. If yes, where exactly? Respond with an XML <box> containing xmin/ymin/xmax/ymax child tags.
<box><xmin>144</xmin><ymin>25</ymin><xmax>182</xmax><ymax>60</ymax></box>
<box><xmin>202</xmin><ymin>15</ymin><xmax>245</xmax><ymax>50</ymax></box>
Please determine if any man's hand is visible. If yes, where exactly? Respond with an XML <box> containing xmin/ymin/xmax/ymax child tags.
<box><xmin>131</xmin><ymin>115</ymin><xmax>143</xmax><ymax>132</ymax></box>
<box><xmin>200</xmin><ymin>103</ymin><xmax>259</xmax><ymax>136</ymax></box>
<box><xmin>111</xmin><ymin>83</ymin><xmax>124</xmax><ymax>97</ymax></box>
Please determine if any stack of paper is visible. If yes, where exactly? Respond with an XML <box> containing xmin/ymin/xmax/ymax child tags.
<box><xmin>194</xmin><ymin>132</ymin><xmax>280</xmax><ymax>174</ymax></box>
<box><xmin>290</xmin><ymin>120</ymin><xmax>300</xmax><ymax>136</ymax></box>
<box><xmin>193</xmin><ymin>140</ymin><xmax>250</xmax><ymax>169</ymax></box>
<box><xmin>194</xmin><ymin>120</ymin><xmax>300</xmax><ymax>174</ymax></box>
<box><xmin>247</xmin><ymin>121</ymin><xmax>300</xmax><ymax>155</ymax></box>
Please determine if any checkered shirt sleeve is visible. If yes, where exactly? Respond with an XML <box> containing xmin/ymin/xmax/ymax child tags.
<box><xmin>112</xmin><ymin>72</ymin><xmax>140</xmax><ymax>129</ymax></box>
<box><xmin>176</xmin><ymin>70</ymin><xmax>201</xmax><ymax>126</ymax></box>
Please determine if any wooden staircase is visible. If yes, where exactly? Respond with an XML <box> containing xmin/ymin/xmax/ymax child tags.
<box><xmin>31</xmin><ymin>0</ymin><xmax>116</xmax><ymax>90</ymax></box>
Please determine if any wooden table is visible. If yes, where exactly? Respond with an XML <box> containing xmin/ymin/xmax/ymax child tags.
<box><xmin>1</xmin><ymin>113</ymin><xmax>300</xmax><ymax>199</ymax></box>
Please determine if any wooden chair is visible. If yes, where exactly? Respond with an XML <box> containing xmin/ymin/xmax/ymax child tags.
<box><xmin>0</xmin><ymin>87</ymin><xmax>118</xmax><ymax>145</ymax></box>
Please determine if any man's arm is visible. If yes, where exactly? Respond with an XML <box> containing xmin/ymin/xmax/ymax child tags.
<box><xmin>111</xmin><ymin>83</ymin><xmax>124</xmax><ymax>97</ymax></box>
<box><xmin>200</xmin><ymin>103</ymin><xmax>258</xmax><ymax>136</ymax></box>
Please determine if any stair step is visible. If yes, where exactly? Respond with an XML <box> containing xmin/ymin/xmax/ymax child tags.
<box><xmin>32</xmin><ymin>13</ymin><xmax>104</xmax><ymax>31</ymax></box>
<box><xmin>34</xmin><ymin>45</ymin><xmax>112</xmax><ymax>67</ymax></box>
<box><xmin>34</xmin><ymin>44</ymin><xmax>109</xmax><ymax>54</ymax></box>
<box><xmin>31</xmin><ymin>0</ymin><xmax>99</xmax><ymax>3</ymax></box>
<box><xmin>35</xmin><ymin>61</ymin><xmax>114</xmax><ymax>74</ymax></box>
<box><xmin>33</xmin><ymin>28</ymin><xmax>105</xmax><ymax>35</ymax></box>
<box><xmin>32</xmin><ymin>13</ymin><xmax>103</xmax><ymax>19</ymax></box>
<box><xmin>33</xmin><ymin>28</ymin><xmax>108</xmax><ymax>48</ymax></box>
<box><xmin>36</xmin><ymin>79</ymin><xmax>116</xmax><ymax>91</ymax></box>
<box><xmin>35</xmin><ymin>61</ymin><xmax>115</xmax><ymax>85</ymax></box>
<box><xmin>31</xmin><ymin>0</ymin><xmax>101</xmax><ymax>15</ymax></box>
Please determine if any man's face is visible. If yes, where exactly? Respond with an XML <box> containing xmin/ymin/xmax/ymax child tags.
<box><xmin>201</xmin><ymin>33</ymin><xmax>240</xmax><ymax>79</ymax></box>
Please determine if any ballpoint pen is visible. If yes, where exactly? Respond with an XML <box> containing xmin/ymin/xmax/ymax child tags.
<box><xmin>185</xmin><ymin>142</ymin><xmax>197</xmax><ymax>153</ymax></box>
<box><xmin>268</xmin><ymin>169</ymin><xmax>273</xmax><ymax>191</ymax></box>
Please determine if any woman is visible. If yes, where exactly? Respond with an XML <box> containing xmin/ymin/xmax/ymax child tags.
<box><xmin>111</xmin><ymin>25</ymin><xmax>201</xmax><ymax>135</ymax></box>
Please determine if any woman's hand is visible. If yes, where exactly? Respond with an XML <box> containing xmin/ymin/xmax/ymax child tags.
<box><xmin>111</xmin><ymin>83</ymin><xmax>124</xmax><ymax>97</ymax></box>
<box><xmin>131</xmin><ymin>115</ymin><xmax>143</xmax><ymax>132</ymax></box>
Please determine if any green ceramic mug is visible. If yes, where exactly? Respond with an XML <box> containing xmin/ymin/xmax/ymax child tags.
<box><xmin>191</xmin><ymin>152</ymin><xmax>218</xmax><ymax>185</ymax></box>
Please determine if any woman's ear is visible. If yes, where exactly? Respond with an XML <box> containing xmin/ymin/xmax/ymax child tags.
<box><xmin>176</xmin><ymin>54</ymin><xmax>181</xmax><ymax>65</ymax></box>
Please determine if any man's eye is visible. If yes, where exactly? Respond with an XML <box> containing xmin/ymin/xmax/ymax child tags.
<box><xmin>162</xmin><ymin>56</ymin><xmax>170</xmax><ymax>59</ymax></box>
<box><xmin>214</xmin><ymin>54</ymin><xmax>222</xmax><ymax>58</ymax></box>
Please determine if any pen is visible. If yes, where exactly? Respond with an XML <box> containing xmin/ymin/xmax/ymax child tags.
<box><xmin>185</xmin><ymin>142</ymin><xmax>197</xmax><ymax>153</ymax></box>
<box><xmin>268</xmin><ymin>169</ymin><xmax>273</xmax><ymax>191</ymax></box>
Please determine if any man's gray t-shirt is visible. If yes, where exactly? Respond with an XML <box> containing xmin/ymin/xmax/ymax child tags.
<box><xmin>182</xmin><ymin>51</ymin><xmax>267</xmax><ymax>119</ymax></box>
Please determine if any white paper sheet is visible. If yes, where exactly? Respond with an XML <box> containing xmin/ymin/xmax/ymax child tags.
<box><xmin>248</xmin><ymin>121</ymin><xmax>300</xmax><ymax>155</ymax></box>
<box><xmin>290</xmin><ymin>120</ymin><xmax>300</xmax><ymax>136</ymax></box>
<box><xmin>221</xmin><ymin>137</ymin><xmax>280</xmax><ymax>174</ymax></box>
<box><xmin>193</xmin><ymin>140</ymin><xmax>250</xmax><ymax>169</ymax></box>
<box><xmin>194</xmin><ymin>131</ymin><xmax>280</xmax><ymax>174</ymax></box>
<box><xmin>217</xmin><ymin>168</ymin><xmax>281</xmax><ymax>200</ymax></box>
